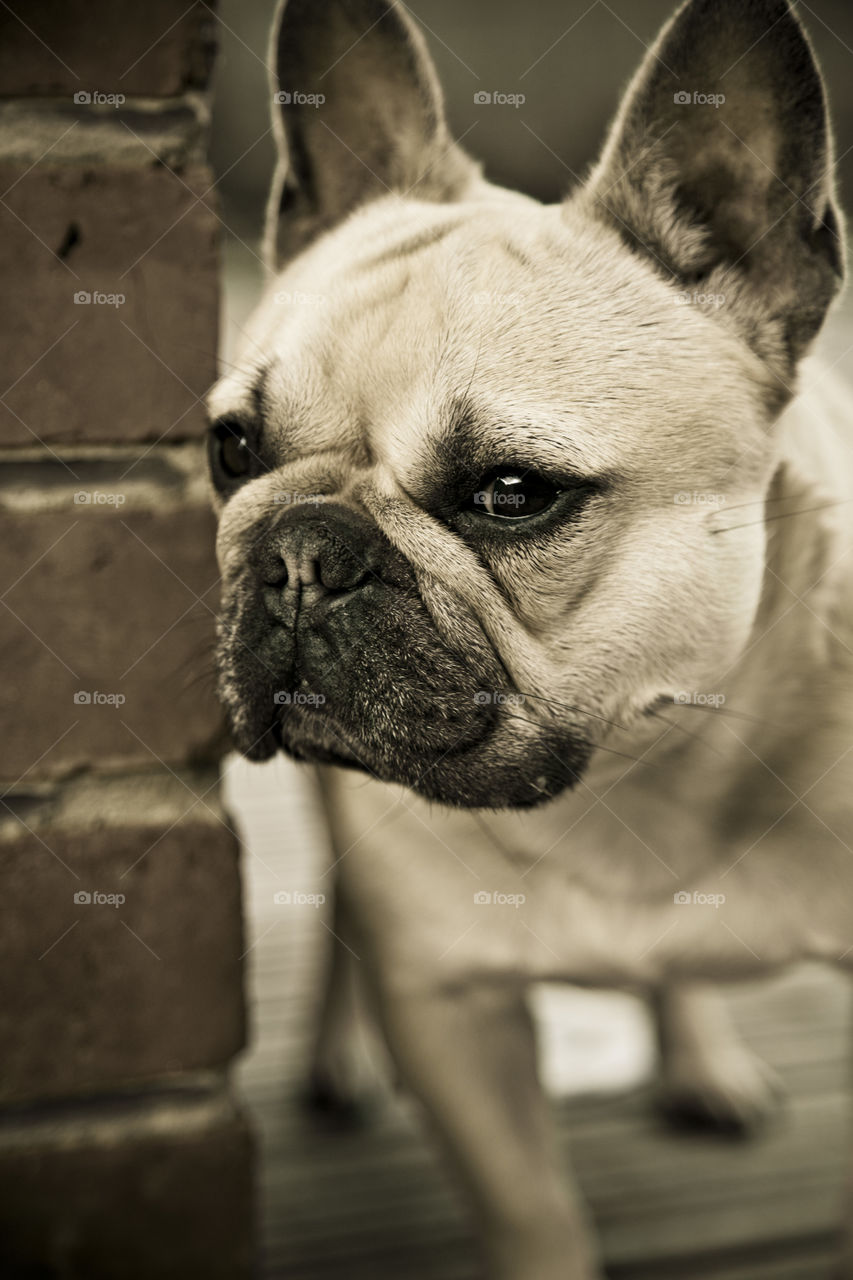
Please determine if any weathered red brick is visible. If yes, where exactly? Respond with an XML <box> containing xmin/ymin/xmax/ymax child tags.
<box><xmin>0</xmin><ymin>104</ymin><xmax>219</xmax><ymax>446</ymax></box>
<box><xmin>0</xmin><ymin>2</ymin><xmax>218</xmax><ymax>98</ymax></box>
<box><xmin>0</xmin><ymin>1089</ymin><xmax>253</xmax><ymax>1279</ymax></box>
<box><xmin>0</xmin><ymin>769</ymin><xmax>245</xmax><ymax>1103</ymax></box>
<box><xmin>0</xmin><ymin>447</ymin><xmax>225</xmax><ymax>780</ymax></box>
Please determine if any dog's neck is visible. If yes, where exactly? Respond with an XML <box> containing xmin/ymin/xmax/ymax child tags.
<box><xmin>756</xmin><ymin>358</ymin><xmax>853</xmax><ymax>646</ymax></box>
<box><xmin>579</xmin><ymin>360</ymin><xmax>853</xmax><ymax>834</ymax></box>
<box><xmin>675</xmin><ymin>359</ymin><xmax>853</xmax><ymax>800</ymax></box>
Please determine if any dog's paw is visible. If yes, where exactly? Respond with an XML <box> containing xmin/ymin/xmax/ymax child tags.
<box><xmin>301</xmin><ymin>1042</ymin><xmax>384</xmax><ymax>1131</ymax></box>
<box><xmin>301</xmin><ymin>1065</ymin><xmax>375</xmax><ymax>1129</ymax></box>
<box><xmin>657</xmin><ymin>1044</ymin><xmax>785</xmax><ymax>1136</ymax></box>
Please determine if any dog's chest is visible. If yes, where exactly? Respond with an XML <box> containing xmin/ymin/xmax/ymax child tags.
<box><xmin>327</xmin><ymin>770</ymin><xmax>853</xmax><ymax>989</ymax></box>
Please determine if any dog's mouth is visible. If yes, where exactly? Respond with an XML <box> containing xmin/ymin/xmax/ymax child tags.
<box><xmin>219</xmin><ymin>633</ymin><xmax>594</xmax><ymax>808</ymax></box>
<box><xmin>232</xmin><ymin>683</ymin><xmax>594</xmax><ymax>810</ymax></box>
<box><xmin>215</xmin><ymin>515</ymin><xmax>593</xmax><ymax>808</ymax></box>
<box><xmin>270</xmin><ymin>710</ymin><xmax>369</xmax><ymax>770</ymax></box>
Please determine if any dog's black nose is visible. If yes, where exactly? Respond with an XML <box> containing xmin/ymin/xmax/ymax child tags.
<box><xmin>262</xmin><ymin>525</ymin><xmax>369</xmax><ymax>596</ymax></box>
<box><xmin>257</xmin><ymin>504</ymin><xmax>377</xmax><ymax>603</ymax></box>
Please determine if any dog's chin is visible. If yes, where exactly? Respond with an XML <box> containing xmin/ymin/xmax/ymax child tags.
<box><xmin>233</xmin><ymin>704</ymin><xmax>591</xmax><ymax>811</ymax></box>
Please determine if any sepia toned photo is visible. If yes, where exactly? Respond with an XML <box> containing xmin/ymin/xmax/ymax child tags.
<box><xmin>2</xmin><ymin>1</ymin><xmax>853</xmax><ymax>1276</ymax></box>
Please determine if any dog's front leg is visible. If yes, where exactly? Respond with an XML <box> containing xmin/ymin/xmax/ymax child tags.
<box><xmin>305</xmin><ymin>887</ymin><xmax>381</xmax><ymax>1122</ymax></box>
<box><xmin>373</xmin><ymin>978</ymin><xmax>601</xmax><ymax>1280</ymax></box>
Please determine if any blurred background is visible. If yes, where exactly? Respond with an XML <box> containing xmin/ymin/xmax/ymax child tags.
<box><xmin>211</xmin><ymin>3</ymin><xmax>853</xmax><ymax>1278</ymax></box>
<box><xmin>210</xmin><ymin>0</ymin><xmax>853</xmax><ymax>236</ymax></box>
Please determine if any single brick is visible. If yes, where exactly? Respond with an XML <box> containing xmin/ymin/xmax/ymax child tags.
<box><xmin>0</xmin><ymin>2</ymin><xmax>218</xmax><ymax>98</ymax></box>
<box><xmin>0</xmin><ymin>103</ymin><xmax>219</xmax><ymax>446</ymax></box>
<box><xmin>0</xmin><ymin>445</ymin><xmax>226</xmax><ymax>780</ymax></box>
<box><xmin>0</xmin><ymin>1088</ymin><xmax>253</xmax><ymax>1279</ymax></box>
<box><xmin>0</xmin><ymin>769</ymin><xmax>245</xmax><ymax>1104</ymax></box>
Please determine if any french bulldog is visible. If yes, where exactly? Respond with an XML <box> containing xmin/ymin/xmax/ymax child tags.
<box><xmin>208</xmin><ymin>0</ymin><xmax>853</xmax><ymax>1275</ymax></box>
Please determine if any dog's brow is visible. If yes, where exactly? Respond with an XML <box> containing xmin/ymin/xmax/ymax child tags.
<box><xmin>438</xmin><ymin>395</ymin><xmax>597</xmax><ymax>481</ymax></box>
<box><xmin>252</xmin><ymin>364</ymin><xmax>303</xmax><ymax>443</ymax></box>
<box><xmin>251</xmin><ymin>370</ymin><xmax>268</xmax><ymax>428</ymax></box>
<box><xmin>353</xmin><ymin>220</ymin><xmax>460</xmax><ymax>273</ymax></box>
<box><xmin>250</xmin><ymin>361</ymin><xmax>330</xmax><ymax>457</ymax></box>
<box><xmin>499</xmin><ymin>239</ymin><xmax>536</xmax><ymax>270</ymax></box>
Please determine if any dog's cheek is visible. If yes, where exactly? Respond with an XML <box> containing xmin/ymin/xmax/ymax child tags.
<box><xmin>530</xmin><ymin>519</ymin><xmax>767</xmax><ymax>725</ymax></box>
<box><xmin>215</xmin><ymin>503</ymin><xmax>253</xmax><ymax>582</ymax></box>
<box><xmin>641</xmin><ymin>522</ymin><xmax>768</xmax><ymax>692</ymax></box>
<box><xmin>703</xmin><ymin>525</ymin><xmax>769</xmax><ymax>664</ymax></box>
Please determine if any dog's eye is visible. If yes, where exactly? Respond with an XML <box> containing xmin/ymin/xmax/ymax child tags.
<box><xmin>208</xmin><ymin>418</ymin><xmax>259</xmax><ymax>490</ymax></box>
<box><xmin>471</xmin><ymin>472</ymin><xmax>560</xmax><ymax>519</ymax></box>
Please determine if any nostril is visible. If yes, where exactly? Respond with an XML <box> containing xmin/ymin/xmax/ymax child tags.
<box><xmin>318</xmin><ymin>548</ymin><xmax>368</xmax><ymax>593</ymax></box>
<box><xmin>260</xmin><ymin>558</ymin><xmax>288</xmax><ymax>589</ymax></box>
<box><xmin>257</xmin><ymin>519</ymin><xmax>373</xmax><ymax>598</ymax></box>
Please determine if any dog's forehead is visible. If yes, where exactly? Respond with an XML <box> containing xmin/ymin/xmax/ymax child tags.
<box><xmin>211</xmin><ymin>195</ymin><xmax>768</xmax><ymax>470</ymax></box>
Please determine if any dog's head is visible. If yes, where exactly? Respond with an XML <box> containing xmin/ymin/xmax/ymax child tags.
<box><xmin>209</xmin><ymin>0</ymin><xmax>844</xmax><ymax>809</ymax></box>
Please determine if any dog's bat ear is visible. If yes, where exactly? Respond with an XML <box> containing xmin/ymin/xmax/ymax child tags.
<box><xmin>580</xmin><ymin>0</ymin><xmax>845</xmax><ymax>379</ymax></box>
<box><xmin>264</xmin><ymin>0</ymin><xmax>479</xmax><ymax>270</ymax></box>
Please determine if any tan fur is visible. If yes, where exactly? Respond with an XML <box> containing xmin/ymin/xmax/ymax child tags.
<box><xmin>209</xmin><ymin>1</ymin><xmax>853</xmax><ymax>1274</ymax></box>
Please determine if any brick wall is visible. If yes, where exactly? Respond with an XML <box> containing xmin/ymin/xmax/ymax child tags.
<box><xmin>0</xmin><ymin>5</ymin><xmax>253</xmax><ymax>1276</ymax></box>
